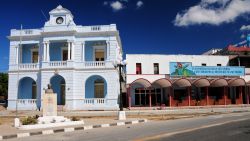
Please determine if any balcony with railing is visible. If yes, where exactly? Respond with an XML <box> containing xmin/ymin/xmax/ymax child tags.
<box><xmin>9</xmin><ymin>63</ymin><xmax>39</xmax><ymax>71</ymax></box>
<box><xmin>77</xmin><ymin>24</ymin><xmax>117</xmax><ymax>33</ymax></box>
<box><xmin>8</xmin><ymin>99</ymin><xmax>38</xmax><ymax>110</ymax></box>
<box><xmin>10</xmin><ymin>61</ymin><xmax>115</xmax><ymax>71</ymax></box>
<box><xmin>10</xmin><ymin>29</ymin><xmax>42</xmax><ymax>36</ymax></box>
<box><xmin>19</xmin><ymin>63</ymin><xmax>39</xmax><ymax>70</ymax></box>
<box><xmin>82</xmin><ymin>98</ymin><xmax>106</xmax><ymax>105</ymax></box>
<box><xmin>10</xmin><ymin>24</ymin><xmax>117</xmax><ymax>37</ymax></box>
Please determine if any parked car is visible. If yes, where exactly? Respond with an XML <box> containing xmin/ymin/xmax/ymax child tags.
<box><xmin>0</xmin><ymin>100</ymin><xmax>6</xmax><ymax>107</ymax></box>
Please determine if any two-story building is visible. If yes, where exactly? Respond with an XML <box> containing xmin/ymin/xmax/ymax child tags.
<box><xmin>126</xmin><ymin>54</ymin><xmax>249</xmax><ymax>109</ymax></box>
<box><xmin>7</xmin><ymin>5</ymin><xmax>123</xmax><ymax>110</ymax></box>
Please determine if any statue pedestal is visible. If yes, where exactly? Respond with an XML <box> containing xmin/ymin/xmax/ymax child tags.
<box><xmin>42</xmin><ymin>93</ymin><xmax>57</xmax><ymax>116</ymax></box>
<box><xmin>38</xmin><ymin>92</ymin><xmax>59</xmax><ymax>124</ymax></box>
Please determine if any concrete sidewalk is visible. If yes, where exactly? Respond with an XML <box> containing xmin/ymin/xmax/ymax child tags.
<box><xmin>0</xmin><ymin>118</ymin><xmax>147</xmax><ymax>140</ymax></box>
<box><xmin>1</xmin><ymin>105</ymin><xmax>250</xmax><ymax>117</ymax></box>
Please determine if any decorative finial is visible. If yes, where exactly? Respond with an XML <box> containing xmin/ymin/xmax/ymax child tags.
<box><xmin>57</xmin><ymin>5</ymin><xmax>63</xmax><ymax>9</ymax></box>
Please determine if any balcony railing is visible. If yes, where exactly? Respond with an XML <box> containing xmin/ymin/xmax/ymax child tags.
<box><xmin>18</xmin><ymin>63</ymin><xmax>39</xmax><ymax>70</ymax></box>
<box><xmin>84</xmin><ymin>61</ymin><xmax>106</xmax><ymax>68</ymax></box>
<box><xmin>10</xmin><ymin>61</ymin><xmax>114</xmax><ymax>71</ymax></box>
<box><xmin>10</xmin><ymin>24</ymin><xmax>117</xmax><ymax>37</ymax></box>
<box><xmin>17</xmin><ymin>99</ymin><xmax>37</xmax><ymax>104</ymax></box>
<box><xmin>49</xmin><ymin>61</ymin><xmax>67</xmax><ymax>67</ymax></box>
<box><xmin>7</xmin><ymin>99</ymin><xmax>38</xmax><ymax>110</ymax></box>
<box><xmin>8</xmin><ymin>63</ymin><xmax>39</xmax><ymax>70</ymax></box>
<box><xmin>82</xmin><ymin>98</ymin><xmax>106</xmax><ymax>105</ymax></box>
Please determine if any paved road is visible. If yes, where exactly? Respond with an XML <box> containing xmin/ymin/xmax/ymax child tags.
<box><xmin>149</xmin><ymin>119</ymin><xmax>250</xmax><ymax>141</ymax></box>
<box><xmin>8</xmin><ymin>112</ymin><xmax>250</xmax><ymax>141</ymax></box>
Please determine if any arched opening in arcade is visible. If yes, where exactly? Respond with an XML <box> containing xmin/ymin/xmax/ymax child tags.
<box><xmin>209</xmin><ymin>78</ymin><xmax>229</xmax><ymax>105</ymax></box>
<box><xmin>171</xmin><ymin>78</ymin><xmax>192</xmax><ymax>107</ymax></box>
<box><xmin>228</xmin><ymin>78</ymin><xmax>246</xmax><ymax>104</ymax></box>
<box><xmin>128</xmin><ymin>78</ymin><xmax>151</xmax><ymax>107</ymax></box>
<box><xmin>50</xmin><ymin>75</ymin><xmax>66</xmax><ymax>105</ymax></box>
<box><xmin>151</xmin><ymin>78</ymin><xmax>172</xmax><ymax>107</ymax></box>
<box><xmin>18</xmin><ymin>77</ymin><xmax>37</xmax><ymax>99</ymax></box>
<box><xmin>85</xmin><ymin>75</ymin><xmax>107</xmax><ymax>99</ymax></box>
<box><xmin>191</xmin><ymin>78</ymin><xmax>210</xmax><ymax>106</ymax></box>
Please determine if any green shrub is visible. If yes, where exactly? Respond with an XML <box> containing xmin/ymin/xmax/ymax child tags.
<box><xmin>21</xmin><ymin>116</ymin><xmax>38</xmax><ymax>125</ymax></box>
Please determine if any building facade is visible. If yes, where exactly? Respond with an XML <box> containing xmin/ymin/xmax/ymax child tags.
<box><xmin>126</xmin><ymin>54</ymin><xmax>250</xmax><ymax>109</ymax></box>
<box><xmin>7</xmin><ymin>5</ymin><xmax>123</xmax><ymax>110</ymax></box>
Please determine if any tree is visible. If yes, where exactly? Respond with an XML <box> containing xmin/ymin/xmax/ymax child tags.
<box><xmin>0</xmin><ymin>73</ymin><xmax>8</xmax><ymax>99</ymax></box>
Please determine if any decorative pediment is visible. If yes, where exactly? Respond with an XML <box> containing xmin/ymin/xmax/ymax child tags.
<box><xmin>49</xmin><ymin>5</ymin><xmax>73</xmax><ymax>18</ymax></box>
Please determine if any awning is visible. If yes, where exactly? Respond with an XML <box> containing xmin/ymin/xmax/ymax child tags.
<box><xmin>228</xmin><ymin>78</ymin><xmax>246</xmax><ymax>87</ymax></box>
<box><xmin>130</xmin><ymin>78</ymin><xmax>151</xmax><ymax>88</ymax></box>
<box><xmin>152</xmin><ymin>78</ymin><xmax>172</xmax><ymax>88</ymax></box>
<box><xmin>210</xmin><ymin>78</ymin><xmax>228</xmax><ymax>87</ymax></box>
<box><xmin>192</xmin><ymin>78</ymin><xmax>210</xmax><ymax>87</ymax></box>
<box><xmin>172</xmin><ymin>78</ymin><xmax>191</xmax><ymax>88</ymax></box>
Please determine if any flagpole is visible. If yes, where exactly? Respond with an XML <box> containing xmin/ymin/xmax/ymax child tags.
<box><xmin>15</xmin><ymin>24</ymin><xmax>22</xmax><ymax>118</ymax></box>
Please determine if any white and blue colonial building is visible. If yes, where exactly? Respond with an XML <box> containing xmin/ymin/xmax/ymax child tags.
<box><xmin>7</xmin><ymin>5</ymin><xmax>123</xmax><ymax>110</ymax></box>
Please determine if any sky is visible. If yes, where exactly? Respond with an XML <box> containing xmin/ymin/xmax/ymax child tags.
<box><xmin>1</xmin><ymin>0</ymin><xmax>250</xmax><ymax>72</ymax></box>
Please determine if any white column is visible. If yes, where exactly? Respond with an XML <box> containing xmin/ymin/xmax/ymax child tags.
<box><xmin>46</xmin><ymin>42</ymin><xmax>50</xmax><ymax>62</ymax></box>
<box><xmin>43</xmin><ymin>42</ymin><xmax>47</xmax><ymax>62</ymax></box>
<box><xmin>16</xmin><ymin>46</ymin><xmax>19</xmax><ymax>64</ymax></box>
<box><xmin>71</xmin><ymin>42</ymin><xmax>75</xmax><ymax>60</ymax></box>
<box><xmin>67</xmin><ymin>41</ymin><xmax>71</xmax><ymax>60</ymax></box>
<box><xmin>20</xmin><ymin>45</ymin><xmax>23</xmax><ymax>63</ymax></box>
<box><xmin>106</xmin><ymin>40</ymin><xmax>110</xmax><ymax>61</ymax></box>
<box><xmin>82</xmin><ymin>42</ymin><xmax>85</xmax><ymax>61</ymax></box>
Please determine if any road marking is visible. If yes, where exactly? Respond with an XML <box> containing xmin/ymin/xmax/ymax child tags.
<box><xmin>230</xmin><ymin>114</ymin><xmax>243</xmax><ymax>117</ymax></box>
<box><xmin>209</xmin><ymin>115</ymin><xmax>223</xmax><ymax>119</ymax></box>
<box><xmin>83</xmin><ymin>125</ymin><xmax>93</xmax><ymax>130</ymax></box>
<box><xmin>132</xmin><ymin>120</ymin><xmax>139</xmax><ymax>124</ymax></box>
<box><xmin>42</xmin><ymin>130</ymin><xmax>54</xmax><ymax>135</ymax></box>
<box><xmin>64</xmin><ymin>127</ymin><xmax>74</xmax><ymax>132</ymax></box>
<box><xmin>117</xmin><ymin>122</ymin><xmax>125</xmax><ymax>126</ymax></box>
<box><xmin>134</xmin><ymin>118</ymin><xmax>249</xmax><ymax>141</ymax></box>
<box><xmin>17</xmin><ymin>133</ymin><xmax>30</xmax><ymax>138</ymax></box>
<box><xmin>101</xmin><ymin>124</ymin><xmax>110</xmax><ymax>128</ymax></box>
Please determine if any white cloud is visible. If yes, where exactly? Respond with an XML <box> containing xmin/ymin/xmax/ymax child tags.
<box><xmin>241</xmin><ymin>34</ymin><xmax>246</xmax><ymax>39</ymax></box>
<box><xmin>240</xmin><ymin>25</ymin><xmax>250</xmax><ymax>31</ymax></box>
<box><xmin>136</xmin><ymin>1</ymin><xmax>143</xmax><ymax>8</ymax></box>
<box><xmin>174</xmin><ymin>0</ymin><xmax>250</xmax><ymax>26</ymax></box>
<box><xmin>103</xmin><ymin>1</ymin><xmax>108</xmax><ymax>5</ymax></box>
<box><xmin>110</xmin><ymin>1</ymin><xmax>124</xmax><ymax>11</ymax></box>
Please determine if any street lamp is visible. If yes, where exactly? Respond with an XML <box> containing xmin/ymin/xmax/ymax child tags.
<box><xmin>115</xmin><ymin>56</ymin><xmax>127</xmax><ymax>119</ymax></box>
<box><xmin>117</xmin><ymin>60</ymin><xmax>127</xmax><ymax>111</ymax></box>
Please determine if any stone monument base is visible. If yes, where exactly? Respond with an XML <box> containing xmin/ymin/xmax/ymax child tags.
<box><xmin>18</xmin><ymin>119</ymin><xmax>84</xmax><ymax>130</ymax></box>
<box><xmin>38</xmin><ymin>116</ymin><xmax>70</xmax><ymax>124</ymax></box>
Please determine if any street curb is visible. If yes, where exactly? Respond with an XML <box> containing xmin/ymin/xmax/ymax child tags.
<box><xmin>0</xmin><ymin>119</ymin><xmax>147</xmax><ymax>140</ymax></box>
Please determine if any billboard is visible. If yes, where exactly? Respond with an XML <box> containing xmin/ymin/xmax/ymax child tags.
<box><xmin>170</xmin><ymin>62</ymin><xmax>245</xmax><ymax>77</ymax></box>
